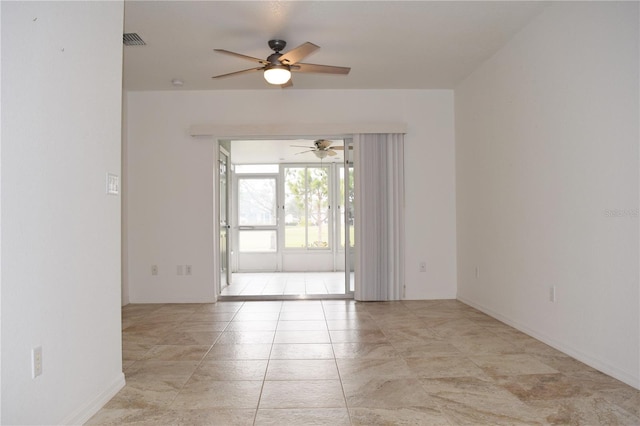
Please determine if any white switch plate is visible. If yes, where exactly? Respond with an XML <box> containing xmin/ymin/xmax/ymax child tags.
<box><xmin>107</xmin><ymin>173</ymin><xmax>119</xmax><ymax>195</ymax></box>
<box><xmin>32</xmin><ymin>346</ymin><xmax>42</xmax><ymax>378</ymax></box>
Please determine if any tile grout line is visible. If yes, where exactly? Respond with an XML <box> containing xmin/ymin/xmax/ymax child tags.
<box><xmin>322</xmin><ymin>299</ymin><xmax>354</xmax><ymax>425</ymax></box>
<box><xmin>252</xmin><ymin>301</ymin><xmax>282</xmax><ymax>425</ymax></box>
<box><xmin>161</xmin><ymin>302</ymin><xmax>245</xmax><ymax>410</ymax></box>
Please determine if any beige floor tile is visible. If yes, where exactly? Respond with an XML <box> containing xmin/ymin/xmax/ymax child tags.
<box><xmin>274</xmin><ymin>330</ymin><xmax>331</xmax><ymax>344</ymax></box>
<box><xmin>496</xmin><ymin>373</ymin><xmax>594</xmax><ymax>401</ymax></box>
<box><xmin>171</xmin><ymin>379</ymin><xmax>263</xmax><ymax>409</ymax></box>
<box><xmin>159</xmin><ymin>408</ymin><xmax>256</xmax><ymax>426</ymax></box>
<box><xmin>205</xmin><ymin>343</ymin><xmax>272</xmax><ymax>360</ymax></box>
<box><xmin>122</xmin><ymin>343</ymin><xmax>154</xmax><ymax>362</ymax></box>
<box><xmin>349</xmin><ymin>406</ymin><xmax>450</xmax><ymax>426</ymax></box>
<box><xmin>173</xmin><ymin>320</ymin><xmax>230</xmax><ymax>332</ymax></box>
<box><xmin>217</xmin><ymin>330</ymin><xmax>276</xmax><ymax>344</ymax></box>
<box><xmin>141</xmin><ymin>344</ymin><xmax>211</xmax><ymax>361</ymax></box>
<box><xmin>392</xmin><ymin>340</ymin><xmax>462</xmax><ymax>358</ymax></box>
<box><xmin>279</xmin><ymin>311</ymin><xmax>326</xmax><ymax>321</ymax></box>
<box><xmin>381</xmin><ymin>326</ymin><xmax>437</xmax><ymax>343</ymax></box>
<box><xmin>193</xmin><ymin>359</ymin><xmax>268</xmax><ymax>381</ymax></box>
<box><xmin>342</xmin><ymin>377</ymin><xmax>432</xmax><ymax>408</ymax></box>
<box><xmin>255</xmin><ymin>408</ymin><xmax>350</xmax><ymax>426</ymax></box>
<box><xmin>158</xmin><ymin>331</ymin><xmax>222</xmax><ymax>345</ymax></box>
<box><xmin>526</xmin><ymin>396</ymin><xmax>640</xmax><ymax>425</ymax></box>
<box><xmin>323</xmin><ymin>311</ymin><xmax>372</xmax><ymax>320</ymax></box>
<box><xmin>449</xmin><ymin>335</ymin><xmax>519</xmax><ymax>354</ymax></box>
<box><xmin>326</xmin><ymin>319</ymin><xmax>380</xmax><ymax>330</ymax></box>
<box><xmin>124</xmin><ymin>360</ymin><xmax>200</xmax><ymax>383</ymax></box>
<box><xmin>225</xmin><ymin>320</ymin><xmax>278</xmax><ymax>331</ymax></box>
<box><xmin>233</xmin><ymin>311</ymin><xmax>281</xmax><ymax>321</ymax></box>
<box><xmin>103</xmin><ymin>380</ymin><xmax>183</xmax><ymax>410</ymax></box>
<box><xmin>421</xmin><ymin>376</ymin><xmax>546</xmax><ymax>425</ymax></box>
<box><xmin>329</xmin><ymin>329</ymin><xmax>388</xmax><ymax>343</ymax></box>
<box><xmin>238</xmin><ymin>301</ymin><xmax>282</xmax><ymax>312</ymax></box>
<box><xmin>259</xmin><ymin>380</ymin><xmax>346</xmax><ymax>408</ymax></box>
<box><xmin>332</xmin><ymin>342</ymin><xmax>399</xmax><ymax>359</ymax></box>
<box><xmin>189</xmin><ymin>311</ymin><xmax>238</xmax><ymax>322</ymax></box>
<box><xmin>270</xmin><ymin>343</ymin><xmax>334</xmax><ymax>359</ymax></box>
<box><xmin>277</xmin><ymin>320</ymin><xmax>328</xmax><ymax>331</ymax></box>
<box><xmin>470</xmin><ymin>353</ymin><xmax>559</xmax><ymax>377</ymax></box>
<box><xmin>94</xmin><ymin>300</ymin><xmax>638</xmax><ymax>425</ymax></box>
<box><xmin>86</xmin><ymin>408</ymin><xmax>171</xmax><ymax>425</ymax></box>
<box><xmin>406</xmin><ymin>356</ymin><xmax>491</xmax><ymax>379</ymax></box>
<box><xmin>600</xmin><ymin>386</ymin><xmax>640</xmax><ymax>417</ymax></box>
<box><xmin>266</xmin><ymin>359</ymin><xmax>339</xmax><ymax>380</ymax></box>
<box><xmin>337</xmin><ymin>358</ymin><xmax>414</xmax><ymax>380</ymax></box>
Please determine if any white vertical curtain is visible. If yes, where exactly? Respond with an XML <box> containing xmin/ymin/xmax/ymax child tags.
<box><xmin>354</xmin><ymin>133</ymin><xmax>405</xmax><ymax>301</ymax></box>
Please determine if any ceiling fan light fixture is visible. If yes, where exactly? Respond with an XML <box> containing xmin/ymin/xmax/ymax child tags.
<box><xmin>264</xmin><ymin>65</ymin><xmax>291</xmax><ymax>85</ymax></box>
<box><xmin>314</xmin><ymin>150</ymin><xmax>329</xmax><ymax>159</ymax></box>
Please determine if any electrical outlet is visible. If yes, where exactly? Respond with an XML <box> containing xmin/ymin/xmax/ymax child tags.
<box><xmin>177</xmin><ymin>265</ymin><xmax>184</xmax><ymax>276</ymax></box>
<box><xmin>419</xmin><ymin>262</ymin><xmax>426</xmax><ymax>272</ymax></box>
<box><xmin>185</xmin><ymin>265</ymin><xmax>192</xmax><ymax>275</ymax></box>
<box><xmin>550</xmin><ymin>286</ymin><xmax>556</xmax><ymax>303</ymax></box>
<box><xmin>32</xmin><ymin>346</ymin><xmax>42</xmax><ymax>378</ymax></box>
<box><xmin>151</xmin><ymin>265</ymin><xmax>158</xmax><ymax>276</ymax></box>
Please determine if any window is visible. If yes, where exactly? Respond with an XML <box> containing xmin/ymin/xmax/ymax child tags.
<box><xmin>238</xmin><ymin>176</ymin><xmax>278</xmax><ymax>252</ymax></box>
<box><xmin>284</xmin><ymin>166</ymin><xmax>330</xmax><ymax>249</ymax></box>
<box><xmin>339</xmin><ymin>165</ymin><xmax>355</xmax><ymax>249</ymax></box>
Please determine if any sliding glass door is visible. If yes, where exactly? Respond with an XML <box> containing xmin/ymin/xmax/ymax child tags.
<box><xmin>236</xmin><ymin>175</ymin><xmax>279</xmax><ymax>271</ymax></box>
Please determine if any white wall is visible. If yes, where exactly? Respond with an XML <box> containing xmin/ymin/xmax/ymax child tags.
<box><xmin>456</xmin><ymin>2</ymin><xmax>639</xmax><ymax>388</ymax></box>
<box><xmin>1</xmin><ymin>2</ymin><xmax>125</xmax><ymax>423</ymax></box>
<box><xmin>125</xmin><ymin>90</ymin><xmax>457</xmax><ymax>302</ymax></box>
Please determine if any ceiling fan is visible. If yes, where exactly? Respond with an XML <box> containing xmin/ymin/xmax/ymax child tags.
<box><xmin>292</xmin><ymin>139</ymin><xmax>346</xmax><ymax>159</ymax></box>
<box><xmin>212</xmin><ymin>40</ymin><xmax>350</xmax><ymax>87</ymax></box>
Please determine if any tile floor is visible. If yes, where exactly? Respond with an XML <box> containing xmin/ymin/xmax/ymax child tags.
<box><xmin>88</xmin><ymin>300</ymin><xmax>640</xmax><ymax>425</ymax></box>
<box><xmin>221</xmin><ymin>272</ymin><xmax>354</xmax><ymax>296</ymax></box>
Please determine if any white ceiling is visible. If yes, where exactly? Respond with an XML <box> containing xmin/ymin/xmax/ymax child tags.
<box><xmin>123</xmin><ymin>1</ymin><xmax>548</xmax><ymax>91</ymax></box>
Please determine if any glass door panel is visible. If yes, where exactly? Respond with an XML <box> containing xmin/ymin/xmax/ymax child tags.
<box><xmin>236</xmin><ymin>176</ymin><xmax>279</xmax><ymax>271</ymax></box>
<box><xmin>219</xmin><ymin>149</ymin><xmax>230</xmax><ymax>291</ymax></box>
<box><xmin>283</xmin><ymin>166</ymin><xmax>330</xmax><ymax>250</ymax></box>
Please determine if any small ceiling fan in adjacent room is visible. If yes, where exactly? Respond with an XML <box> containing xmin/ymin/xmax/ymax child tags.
<box><xmin>292</xmin><ymin>139</ymin><xmax>346</xmax><ymax>159</ymax></box>
<box><xmin>212</xmin><ymin>40</ymin><xmax>350</xmax><ymax>87</ymax></box>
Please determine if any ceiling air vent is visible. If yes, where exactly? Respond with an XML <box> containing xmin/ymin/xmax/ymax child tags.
<box><xmin>123</xmin><ymin>33</ymin><xmax>146</xmax><ymax>46</ymax></box>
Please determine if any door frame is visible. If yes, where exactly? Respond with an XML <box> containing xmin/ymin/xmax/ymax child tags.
<box><xmin>214</xmin><ymin>136</ymin><xmax>355</xmax><ymax>299</ymax></box>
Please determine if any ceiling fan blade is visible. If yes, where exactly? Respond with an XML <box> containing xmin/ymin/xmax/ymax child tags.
<box><xmin>292</xmin><ymin>63</ymin><xmax>350</xmax><ymax>75</ymax></box>
<box><xmin>278</xmin><ymin>42</ymin><xmax>319</xmax><ymax>65</ymax></box>
<box><xmin>214</xmin><ymin>49</ymin><xmax>269</xmax><ymax>65</ymax></box>
<box><xmin>331</xmin><ymin>146</ymin><xmax>353</xmax><ymax>150</ymax></box>
<box><xmin>295</xmin><ymin>150</ymin><xmax>315</xmax><ymax>155</ymax></box>
<box><xmin>327</xmin><ymin>150</ymin><xmax>338</xmax><ymax>156</ymax></box>
<box><xmin>212</xmin><ymin>67</ymin><xmax>263</xmax><ymax>79</ymax></box>
<box><xmin>291</xmin><ymin>145</ymin><xmax>315</xmax><ymax>148</ymax></box>
<box><xmin>281</xmin><ymin>79</ymin><xmax>293</xmax><ymax>89</ymax></box>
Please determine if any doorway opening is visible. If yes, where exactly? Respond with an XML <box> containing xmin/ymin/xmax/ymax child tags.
<box><xmin>218</xmin><ymin>138</ymin><xmax>354</xmax><ymax>299</ymax></box>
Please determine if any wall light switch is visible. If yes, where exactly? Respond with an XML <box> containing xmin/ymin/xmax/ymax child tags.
<box><xmin>107</xmin><ymin>173</ymin><xmax>119</xmax><ymax>195</ymax></box>
<box><xmin>32</xmin><ymin>346</ymin><xmax>43</xmax><ymax>378</ymax></box>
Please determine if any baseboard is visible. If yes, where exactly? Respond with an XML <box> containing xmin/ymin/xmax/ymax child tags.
<box><xmin>60</xmin><ymin>372</ymin><xmax>125</xmax><ymax>425</ymax></box>
<box><xmin>457</xmin><ymin>295</ymin><xmax>640</xmax><ymax>390</ymax></box>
